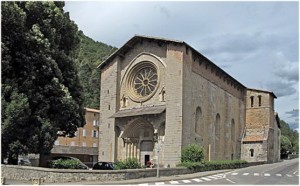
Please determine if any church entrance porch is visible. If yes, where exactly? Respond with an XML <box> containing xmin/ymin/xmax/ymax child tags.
<box><xmin>119</xmin><ymin>118</ymin><xmax>155</xmax><ymax>166</ymax></box>
<box><xmin>114</xmin><ymin>117</ymin><xmax>165</xmax><ymax>166</ymax></box>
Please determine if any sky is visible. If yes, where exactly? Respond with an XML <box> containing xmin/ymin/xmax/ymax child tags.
<box><xmin>64</xmin><ymin>0</ymin><xmax>299</xmax><ymax>130</ymax></box>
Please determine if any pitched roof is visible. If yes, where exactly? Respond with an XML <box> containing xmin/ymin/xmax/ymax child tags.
<box><xmin>242</xmin><ymin>134</ymin><xmax>265</xmax><ymax>142</ymax></box>
<box><xmin>97</xmin><ymin>34</ymin><xmax>246</xmax><ymax>89</ymax></box>
<box><xmin>85</xmin><ymin>107</ymin><xmax>100</xmax><ymax>113</ymax></box>
<box><xmin>247</xmin><ymin>88</ymin><xmax>277</xmax><ymax>98</ymax></box>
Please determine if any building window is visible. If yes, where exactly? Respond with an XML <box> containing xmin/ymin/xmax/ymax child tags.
<box><xmin>250</xmin><ymin>149</ymin><xmax>254</xmax><ymax>157</ymax></box>
<box><xmin>82</xmin><ymin>142</ymin><xmax>86</xmax><ymax>147</ymax></box>
<box><xmin>92</xmin><ymin>130</ymin><xmax>98</xmax><ymax>138</ymax></box>
<box><xmin>133</xmin><ymin>66</ymin><xmax>158</xmax><ymax>97</ymax></box>
<box><xmin>83</xmin><ymin>129</ymin><xmax>86</xmax><ymax>137</ymax></box>
<box><xmin>215</xmin><ymin>114</ymin><xmax>221</xmax><ymax>159</ymax></box>
<box><xmin>195</xmin><ymin>107</ymin><xmax>202</xmax><ymax>135</ymax></box>
<box><xmin>93</xmin><ymin>143</ymin><xmax>97</xmax><ymax>147</ymax></box>
<box><xmin>70</xmin><ymin>141</ymin><xmax>75</xmax><ymax>146</ymax></box>
<box><xmin>231</xmin><ymin>119</ymin><xmax>235</xmax><ymax>142</ymax></box>
<box><xmin>250</xmin><ymin>96</ymin><xmax>254</xmax><ymax>107</ymax></box>
<box><xmin>93</xmin><ymin>120</ymin><xmax>99</xmax><ymax>126</ymax></box>
<box><xmin>258</xmin><ymin>95</ymin><xmax>262</xmax><ymax>107</ymax></box>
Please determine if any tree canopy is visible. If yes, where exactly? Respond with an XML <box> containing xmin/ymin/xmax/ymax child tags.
<box><xmin>279</xmin><ymin>120</ymin><xmax>299</xmax><ymax>157</ymax></box>
<box><xmin>1</xmin><ymin>1</ymin><xmax>85</xmax><ymax>164</ymax></box>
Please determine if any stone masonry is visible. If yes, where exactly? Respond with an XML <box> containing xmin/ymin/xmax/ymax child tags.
<box><xmin>97</xmin><ymin>35</ymin><xmax>280</xmax><ymax>167</ymax></box>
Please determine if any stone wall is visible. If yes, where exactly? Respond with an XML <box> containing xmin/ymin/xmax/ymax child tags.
<box><xmin>1</xmin><ymin>165</ymin><xmax>193</xmax><ymax>183</ymax></box>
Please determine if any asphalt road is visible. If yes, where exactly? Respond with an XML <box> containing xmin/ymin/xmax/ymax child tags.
<box><xmin>134</xmin><ymin>158</ymin><xmax>299</xmax><ymax>185</ymax></box>
<box><xmin>5</xmin><ymin>158</ymin><xmax>299</xmax><ymax>185</ymax></box>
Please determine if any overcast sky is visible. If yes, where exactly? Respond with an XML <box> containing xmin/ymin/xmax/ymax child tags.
<box><xmin>64</xmin><ymin>1</ymin><xmax>299</xmax><ymax>130</ymax></box>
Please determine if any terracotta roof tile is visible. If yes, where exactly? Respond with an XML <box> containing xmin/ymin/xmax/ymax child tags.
<box><xmin>243</xmin><ymin>135</ymin><xmax>264</xmax><ymax>142</ymax></box>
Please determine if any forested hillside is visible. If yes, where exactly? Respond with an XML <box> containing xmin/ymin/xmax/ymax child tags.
<box><xmin>280</xmin><ymin>120</ymin><xmax>299</xmax><ymax>157</ymax></box>
<box><xmin>76</xmin><ymin>31</ymin><xmax>117</xmax><ymax>109</ymax></box>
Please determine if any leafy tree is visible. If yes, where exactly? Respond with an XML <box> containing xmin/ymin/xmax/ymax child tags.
<box><xmin>1</xmin><ymin>1</ymin><xmax>84</xmax><ymax>164</ymax></box>
<box><xmin>279</xmin><ymin>120</ymin><xmax>299</xmax><ymax>155</ymax></box>
<box><xmin>280</xmin><ymin>136</ymin><xmax>292</xmax><ymax>152</ymax></box>
<box><xmin>181</xmin><ymin>143</ymin><xmax>204</xmax><ymax>163</ymax></box>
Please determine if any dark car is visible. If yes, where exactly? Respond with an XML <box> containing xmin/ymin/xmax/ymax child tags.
<box><xmin>18</xmin><ymin>158</ymin><xmax>32</xmax><ymax>166</ymax></box>
<box><xmin>48</xmin><ymin>156</ymin><xmax>89</xmax><ymax>169</ymax></box>
<box><xmin>92</xmin><ymin>162</ymin><xmax>115</xmax><ymax>170</ymax></box>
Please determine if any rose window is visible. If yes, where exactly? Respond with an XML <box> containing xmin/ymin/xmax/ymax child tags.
<box><xmin>125</xmin><ymin>62</ymin><xmax>159</xmax><ymax>102</ymax></box>
<box><xmin>133</xmin><ymin>67</ymin><xmax>158</xmax><ymax>97</ymax></box>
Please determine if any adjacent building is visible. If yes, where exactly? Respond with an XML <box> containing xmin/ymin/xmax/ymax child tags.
<box><xmin>241</xmin><ymin>88</ymin><xmax>281</xmax><ymax>162</ymax></box>
<box><xmin>40</xmin><ymin>108</ymin><xmax>100</xmax><ymax>167</ymax></box>
<box><xmin>97</xmin><ymin>35</ymin><xmax>280</xmax><ymax>167</ymax></box>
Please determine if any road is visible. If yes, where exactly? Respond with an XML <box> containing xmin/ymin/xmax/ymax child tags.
<box><xmin>135</xmin><ymin>158</ymin><xmax>299</xmax><ymax>185</ymax></box>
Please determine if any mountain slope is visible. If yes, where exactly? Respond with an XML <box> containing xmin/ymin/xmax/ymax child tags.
<box><xmin>76</xmin><ymin>31</ymin><xmax>117</xmax><ymax>109</ymax></box>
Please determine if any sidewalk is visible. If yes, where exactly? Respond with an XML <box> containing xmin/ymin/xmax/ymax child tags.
<box><xmin>4</xmin><ymin>169</ymin><xmax>231</xmax><ymax>185</ymax></box>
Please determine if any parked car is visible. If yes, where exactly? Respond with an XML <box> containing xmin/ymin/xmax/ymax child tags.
<box><xmin>47</xmin><ymin>156</ymin><xmax>89</xmax><ymax>169</ymax></box>
<box><xmin>92</xmin><ymin>162</ymin><xmax>115</xmax><ymax>170</ymax></box>
<box><xmin>18</xmin><ymin>158</ymin><xmax>32</xmax><ymax>166</ymax></box>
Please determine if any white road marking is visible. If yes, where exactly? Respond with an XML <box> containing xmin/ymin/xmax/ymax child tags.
<box><xmin>293</xmin><ymin>171</ymin><xmax>298</xmax><ymax>175</ymax></box>
<box><xmin>138</xmin><ymin>184</ymin><xmax>149</xmax><ymax>186</ymax></box>
<box><xmin>231</xmin><ymin>172</ymin><xmax>238</xmax><ymax>175</ymax></box>
<box><xmin>155</xmin><ymin>182</ymin><xmax>165</xmax><ymax>185</ymax></box>
<box><xmin>276</xmin><ymin>174</ymin><xmax>282</xmax><ymax>177</ymax></box>
<box><xmin>169</xmin><ymin>181</ymin><xmax>179</xmax><ymax>184</ymax></box>
<box><xmin>243</xmin><ymin>173</ymin><xmax>249</xmax><ymax>175</ymax></box>
<box><xmin>181</xmin><ymin>180</ymin><xmax>191</xmax><ymax>183</ymax></box>
<box><xmin>226</xmin><ymin>178</ymin><xmax>236</xmax><ymax>184</ymax></box>
<box><xmin>207</xmin><ymin>175</ymin><xmax>219</xmax><ymax>179</ymax></box>
<box><xmin>286</xmin><ymin>174</ymin><xmax>293</xmax><ymax>177</ymax></box>
<box><xmin>254</xmin><ymin>173</ymin><xmax>260</xmax><ymax>176</ymax></box>
<box><xmin>201</xmin><ymin>177</ymin><xmax>212</xmax><ymax>181</ymax></box>
<box><xmin>264</xmin><ymin>173</ymin><xmax>271</xmax><ymax>176</ymax></box>
<box><xmin>192</xmin><ymin>178</ymin><xmax>203</xmax><ymax>182</ymax></box>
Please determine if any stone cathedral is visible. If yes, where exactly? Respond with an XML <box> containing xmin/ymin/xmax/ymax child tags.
<box><xmin>97</xmin><ymin>35</ymin><xmax>281</xmax><ymax>167</ymax></box>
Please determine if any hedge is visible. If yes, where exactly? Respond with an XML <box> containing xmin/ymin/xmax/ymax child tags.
<box><xmin>178</xmin><ymin>160</ymin><xmax>248</xmax><ymax>171</ymax></box>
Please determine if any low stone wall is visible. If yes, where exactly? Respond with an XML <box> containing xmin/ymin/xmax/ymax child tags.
<box><xmin>1</xmin><ymin>165</ymin><xmax>193</xmax><ymax>183</ymax></box>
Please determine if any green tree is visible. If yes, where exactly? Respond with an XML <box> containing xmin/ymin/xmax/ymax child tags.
<box><xmin>279</xmin><ymin>120</ymin><xmax>299</xmax><ymax>155</ymax></box>
<box><xmin>1</xmin><ymin>1</ymin><xmax>84</xmax><ymax>164</ymax></box>
<box><xmin>181</xmin><ymin>143</ymin><xmax>204</xmax><ymax>163</ymax></box>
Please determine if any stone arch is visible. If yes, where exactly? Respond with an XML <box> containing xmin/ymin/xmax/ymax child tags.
<box><xmin>121</xmin><ymin>118</ymin><xmax>154</xmax><ymax>163</ymax></box>
<box><xmin>121</xmin><ymin>118</ymin><xmax>154</xmax><ymax>138</ymax></box>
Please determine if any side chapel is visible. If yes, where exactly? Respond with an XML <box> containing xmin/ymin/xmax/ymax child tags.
<box><xmin>97</xmin><ymin>35</ymin><xmax>280</xmax><ymax>167</ymax></box>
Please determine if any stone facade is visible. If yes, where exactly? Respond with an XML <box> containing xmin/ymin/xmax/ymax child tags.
<box><xmin>98</xmin><ymin>35</ymin><xmax>280</xmax><ymax>167</ymax></box>
<box><xmin>241</xmin><ymin>89</ymin><xmax>281</xmax><ymax>162</ymax></box>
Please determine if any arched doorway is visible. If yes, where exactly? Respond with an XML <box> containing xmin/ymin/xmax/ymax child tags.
<box><xmin>120</xmin><ymin>118</ymin><xmax>154</xmax><ymax>165</ymax></box>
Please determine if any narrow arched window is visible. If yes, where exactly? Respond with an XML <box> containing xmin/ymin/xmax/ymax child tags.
<box><xmin>258</xmin><ymin>95</ymin><xmax>262</xmax><ymax>107</ymax></box>
<box><xmin>231</xmin><ymin>119</ymin><xmax>235</xmax><ymax>142</ymax></box>
<box><xmin>215</xmin><ymin>113</ymin><xmax>221</xmax><ymax>157</ymax></box>
<box><xmin>250</xmin><ymin>149</ymin><xmax>254</xmax><ymax>157</ymax></box>
<box><xmin>195</xmin><ymin>107</ymin><xmax>202</xmax><ymax>135</ymax></box>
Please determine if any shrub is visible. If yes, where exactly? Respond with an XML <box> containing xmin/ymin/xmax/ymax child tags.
<box><xmin>115</xmin><ymin>157</ymin><xmax>142</xmax><ymax>170</ymax></box>
<box><xmin>181</xmin><ymin>143</ymin><xmax>204</xmax><ymax>163</ymax></box>
<box><xmin>178</xmin><ymin>159</ymin><xmax>248</xmax><ymax>171</ymax></box>
<box><xmin>49</xmin><ymin>159</ymin><xmax>82</xmax><ymax>169</ymax></box>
